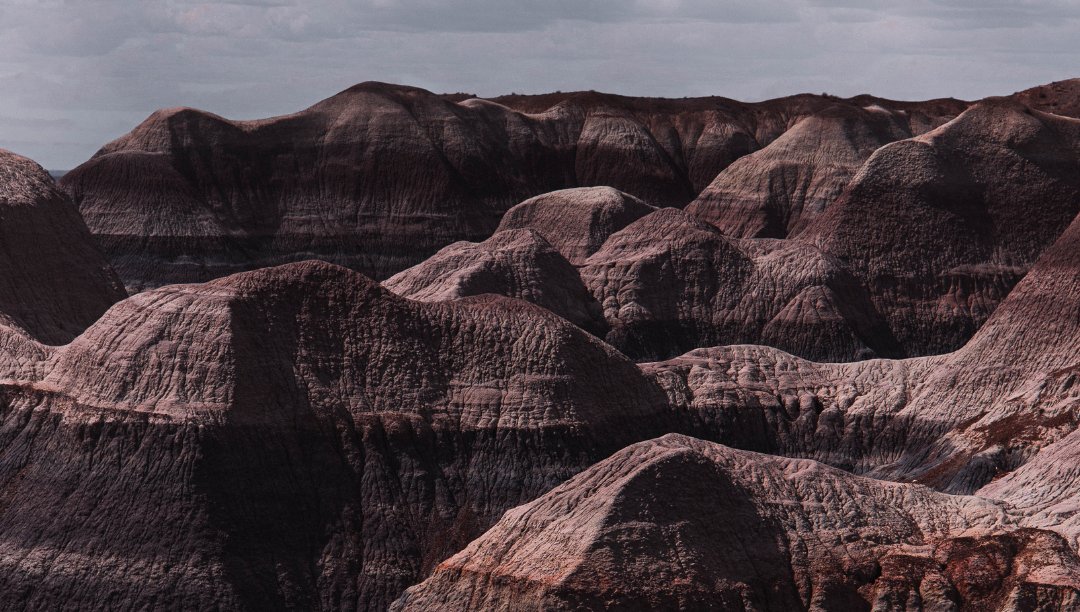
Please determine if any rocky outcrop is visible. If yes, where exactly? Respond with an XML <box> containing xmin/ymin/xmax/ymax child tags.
<box><xmin>0</xmin><ymin>261</ymin><xmax>671</xmax><ymax>610</ymax></box>
<box><xmin>61</xmin><ymin>83</ymin><xmax>966</xmax><ymax>291</ymax></box>
<box><xmin>399</xmin><ymin>204</ymin><xmax>897</xmax><ymax>362</ymax></box>
<box><xmin>0</xmin><ymin>149</ymin><xmax>125</xmax><ymax>344</ymax></box>
<box><xmin>578</xmin><ymin>208</ymin><xmax>897</xmax><ymax>361</ymax></box>
<box><xmin>798</xmin><ymin>99</ymin><xmax>1080</xmax><ymax>356</ymax></box>
<box><xmin>393</xmin><ymin>434</ymin><xmax>1080</xmax><ymax>611</ymax></box>
<box><xmin>382</xmin><ymin>229</ymin><xmax>606</xmax><ymax>334</ymax></box>
<box><xmin>686</xmin><ymin>104</ymin><xmax>913</xmax><ymax>238</ymax></box>
<box><xmin>495</xmin><ymin>187</ymin><xmax>655</xmax><ymax>265</ymax></box>
<box><xmin>645</xmin><ymin>200</ymin><xmax>1080</xmax><ymax>495</ymax></box>
<box><xmin>1013</xmin><ymin>78</ymin><xmax>1080</xmax><ymax>119</ymax></box>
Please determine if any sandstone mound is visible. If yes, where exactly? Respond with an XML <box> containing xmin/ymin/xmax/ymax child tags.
<box><xmin>382</xmin><ymin>229</ymin><xmax>606</xmax><ymax>334</ymax></box>
<box><xmin>645</xmin><ymin>201</ymin><xmax>1080</xmax><ymax>495</ymax></box>
<box><xmin>0</xmin><ymin>260</ymin><xmax>670</xmax><ymax>610</ymax></box>
<box><xmin>0</xmin><ymin>149</ymin><xmax>125</xmax><ymax>344</ymax></box>
<box><xmin>495</xmin><ymin>187</ymin><xmax>655</xmax><ymax>264</ymax></box>
<box><xmin>799</xmin><ymin>99</ymin><xmax>1080</xmax><ymax>356</ymax></box>
<box><xmin>687</xmin><ymin>104</ymin><xmax>912</xmax><ymax>238</ymax></box>
<box><xmin>393</xmin><ymin>434</ymin><xmax>1079</xmax><ymax>611</ymax></box>
<box><xmin>579</xmin><ymin>208</ymin><xmax>897</xmax><ymax>361</ymax></box>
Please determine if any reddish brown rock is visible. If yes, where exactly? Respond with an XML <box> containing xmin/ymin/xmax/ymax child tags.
<box><xmin>578</xmin><ymin>208</ymin><xmax>897</xmax><ymax>361</ymax></box>
<box><xmin>382</xmin><ymin>228</ymin><xmax>606</xmax><ymax>334</ymax></box>
<box><xmin>1013</xmin><ymin>78</ymin><xmax>1080</xmax><ymax>119</ymax></box>
<box><xmin>0</xmin><ymin>261</ymin><xmax>671</xmax><ymax>610</ymax></box>
<box><xmin>686</xmin><ymin>104</ymin><xmax>914</xmax><ymax>238</ymax></box>
<box><xmin>61</xmin><ymin>83</ymin><xmax>966</xmax><ymax>292</ymax></box>
<box><xmin>392</xmin><ymin>434</ymin><xmax>1079</xmax><ymax>611</ymax></box>
<box><xmin>495</xmin><ymin>186</ymin><xmax>655</xmax><ymax>265</ymax></box>
<box><xmin>0</xmin><ymin>149</ymin><xmax>125</xmax><ymax>344</ymax></box>
<box><xmin>645</xmin><ymin>201</ymin><xmax>1080</xmax><ymax>495</ymax></box>
<box><xmin>798</xmin><ymin>99</ymin><xmax>1080</xmax><ymax>356</ymax></box>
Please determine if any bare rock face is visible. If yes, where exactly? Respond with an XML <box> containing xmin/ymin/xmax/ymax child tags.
<box><xmin>0</xmin><ymin>149</ymin><xmax>125</xmax><ymax>344</ymax></box>
<box><xmin>392</xmin><ymin>434</ymin><xmax>1080</xmax><ymax>611</ymax></box>
<box><xmin>382</xmin><ymin>229</ymin><xmax>606</xmax><ymax>334</ymax></box>
<box><xmin>686</xmin><ymin>104</ymin><xmax>913</xmax><ymax>238</ymax></box>
<box><xmin>799</xmin><ymin>99</ymin><xmax>1080</xmax><ymax>356</ymax></box>
<box><xmin>578</xmin><ymin>208</ymin><xmax>897</xmax><ymax>361</ymax></box>
<box><xmin>1013</xmin><ymin>78</ymin><xmax>1080</xmax><ymax>119</ymax></box>
<box><xmin>645</xmin><ymin>202</ymin><xmax>1080</xmax><ymax>495</ymax></box>
<box><xmin>0</xmin><ymin>261</ymin><xmax>672</xmax><ymax>610</ymax></box>
<box><xmin>61</xmin><ymin>83</ymin><xmax>967</xmax><ymax>292</ymax></box>
<box><xmin>495</xmin><ymin>187</ymin><xmax>655</xmax><ymax>265</ymax></box>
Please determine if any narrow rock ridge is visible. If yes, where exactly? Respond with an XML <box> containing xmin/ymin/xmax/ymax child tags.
<box><xmin>392</xmin><ymin>434</ymin><xmax>1080</xmax><ymax>611</ymax></box>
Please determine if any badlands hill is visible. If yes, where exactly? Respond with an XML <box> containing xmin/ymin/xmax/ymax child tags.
<box><xmin>0</xmin><ymin>149</ymin><xmax>124</xmax><ymax>344</ymax></box>
<box><xmin>0</xmin><ymin>260</ymin><xmax>672</xmax><ymax>610</ymax></box>
<box><xmin>390</xmin><ymin>95</ymin><xmax>1080</xmax><ymax>361</ymax></box>
<box><xmin>395</xmin><ymin>435</ymin><xmax>1080</xmax><ymax>611</ymax></box>
<box><xmin>2</xmin><ymin>79</ymin><xmax>1080</xmax><ymax>610</ymax></box>
<box><xmin>60</xmin><ymin>83</ymin><xmax>965</xmax><ymax>291</ymax></box>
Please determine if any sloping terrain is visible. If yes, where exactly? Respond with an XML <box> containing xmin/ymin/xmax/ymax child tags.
<box><xmin>799</xmin><ymin>99</ymin><xmax>1080</xmax><ymax>356</ymax></box>
<box><xmin>0</xmin><ymin>261</ymin><xmax>672</xmax><ymax>610</ymax></box>
<box><xmin>646</xmin><ymin>195</ymin><xmax>1080</xmax><ymax>495</ymax></box>
<box><xmin>494</xmin><ymin>187</ymin><xmax>655</xmax><ymax>265</ymax></box>
<box><xmin>383</xmin><ymin>228</ymin><xmax>607</xmax><ymax>335</ymax></box>
<box><xmin>393</xmin><ymin>435</ymin><xmax>1080</xmax><ymax>611</ymax></box>
<box><xmin>60</xmin><ymin>83</ymin><xmax>965</xmax><ymax>291</ymax></box>
<box><xmin>4</xmin><ymin>79</ymin><xmax>1080</xmax><ymax>612</ymax></box>
<box><xmin>686</xmin><ymin>103</ymin><xmax>914</xmax><ymax>238</ymax></box>
<box><xmin>0</xmin><ymin>149</ymin><xmax>125</xmax><ymax>344</ymax></box>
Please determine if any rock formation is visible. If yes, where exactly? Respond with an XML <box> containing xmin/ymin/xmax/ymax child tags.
<box><xmin>798</xmin><ymin>99</ymin><xmax>1080</xmax><ymax>356</ymax></box>
<box><xmin>393</xmin><ymin>435</ymin><xmax>1080</xmax><ymax>611</ymax></box>
<box><xmin>61</xmin><ymin>83</ymin><xmax>966</xmax><ymax>291</ymax></box>
<box><xmin>0</xmin><ymin>149</ymin><xmax>125</xmax><ymax>344</ymax></box>
<box><xmin>686</xmin><ymin>103</ymin><xmax>913</xmax><ymax>238</ymax></box>
<box><xmin>5</xmin><ymin>80</ymin><xmax>1080</xmax><ymax>611</ymax></box>
<box><xmin>0</xmin><ymin>261</ymin><xmax>671</xmax><ymax>610</ymax></box>
<box><xmin>494</xmin><ymin>187</ymin><xmax>655</xmax><ymax>265</ymax></box>
<box><xmin>382</xmin><ymin>228</ymin><xmax>606</xmax><ymax>334</ymax></box>
<box><xmin>645</xmin><ymin>197</ymin><xmax>1080</xmax><ymax>495</ymax></box>
<box><xmin>1014</xmin><ymin>78</ymin><xmax>1080</xmax><ymax>119</ymax></box>
<box><xmin>580</xmin><ymin>207</ymin><xmax>897</xmax><ymax>361</ymax></box>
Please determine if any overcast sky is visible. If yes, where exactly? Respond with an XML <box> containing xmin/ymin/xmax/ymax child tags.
<box><xmin>1</xmin><ymin>0</ymin><xmax>1078</xmax><ymax>169</ymax></box>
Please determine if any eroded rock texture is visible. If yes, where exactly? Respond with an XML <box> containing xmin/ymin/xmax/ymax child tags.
<box><xmin>686</xmin><ymin>103</ymin><xmax>914</xmax><ymax>238</ymax></box>
<box><xmin>0</xmin><ymin>261</ymin><xmax>672</xmax><ymax>610</ymax></box>
<box><xmin>393</xmin><ymin>435</ymin><xmax>1080</xmax><ymax>611</ymax></box>
<box><xmin>645</xmin><ymin>199</ymin><xmax>1080</xmax><ymax>497</ymax></box>
<box><xmin>799</xmin><ymin>99</ymin><xmax>1080</xmax><ymax>356</ymax></box>
<box><xmin>61</xmin><ymin>83</ymin><xmax>965</xmax><ymax>291</ymax></box>
<box><xmin>382</xmin><ymin>228</ymin><xmax>607</xmax><ymax>335</ymax></box>
<box><xmin>0</xmin><ymin>149</ymin><xmax>125</xmax><ymax>344</ymax></box>
<box><xmin>495</xmin><ymin>187</ymin><xmax>655</xmax><ymax>265</ymax></box>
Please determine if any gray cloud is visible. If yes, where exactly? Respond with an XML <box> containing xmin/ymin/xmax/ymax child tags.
<box><xmin>0</xmin><ymin>0</ymin><xmax>1077</xmax><ymax>168</ymax></box>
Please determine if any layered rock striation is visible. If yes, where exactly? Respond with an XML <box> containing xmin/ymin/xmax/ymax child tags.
<box><xmin>0</xmin><ymin>149</ymin><xmax>125</xmax><ymax>344</ymax></box>
<box><xmin>394</xmin><ymin>435</ymin><xmax>1080</xmax><ymax>611</ymax></box>
<box><xmin>0</xmin><ymin>261</ymin><xmax>671</xmax><ymax>610</ymax></box>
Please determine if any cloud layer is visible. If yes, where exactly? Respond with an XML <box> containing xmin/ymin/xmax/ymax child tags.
<box><xmin>1</xmin><ymin>0</ymin><xmax>1078</xmax><ymax>168</ymax></box>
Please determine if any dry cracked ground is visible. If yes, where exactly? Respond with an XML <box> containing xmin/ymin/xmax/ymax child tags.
<box><xmin>0</xmin><ymin>78</ymin><xmax>1079</xmax><ymax>610</ymax></box>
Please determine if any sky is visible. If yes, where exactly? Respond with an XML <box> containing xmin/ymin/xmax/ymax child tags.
<box><xmin>1</xmin><ymin>0</ymin><xmax>1078</xmax><ymax>169</ymax></box>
